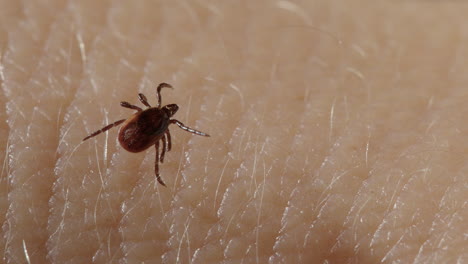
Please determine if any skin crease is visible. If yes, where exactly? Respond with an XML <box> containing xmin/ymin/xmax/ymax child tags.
<box><xmin>0</xmin><ymin>0</ymin><xmax>467</xmax><ymax>263</ymax></box>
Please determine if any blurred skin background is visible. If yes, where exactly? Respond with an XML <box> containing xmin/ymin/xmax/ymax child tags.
<box><xmin>0</xmin><ymin>0</ymin><xmax>467</xmax><ymax>263</ymax></box>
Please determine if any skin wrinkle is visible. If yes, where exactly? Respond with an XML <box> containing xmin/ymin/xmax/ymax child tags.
<box><xmin>0</xmin><ymin>13</ymin><xmax>10</xmax><ymax>261</ymax></box>
<box><xmin>405</xmin><ymin>124</ymin><xmax>465</xmax><ymax>261</ymax></box>
<box><xmin>334</xmin><ymin>117</ymin><xmax>436</xmax><ymax>260</ymax></box>
<box><xmin>280</xmin><ymin>84</ymin><xmax>364</xmax><ymax>254</ymax></box>
<box><xmin>0</xmin><ymin>56</ymin><xmax>8</xmax><ymax>262</ymax></box>
<box><xmin>185</xmin><ymin>72</ymin><xmax>260</xmax><ymax>263</ymax></box>
<box><xmin>380</xmin><ymin>171</ymin><xmax>432</xmax><ymax>260</ymax></box>
<box><xmin>3</xmin><ymin>2</ymin><xmax>76</xmax><ymax>263</ymax></box>
<box><xmin>374</xmin><ymin>178</ymin><xmax>435</xmax><ymax>257</ymax></box>
<box><xmin>56</xmin><ymin>22</ymin><xmax>162</xmax><ymax>264</ymax></box>
<box><xmin>44</xmin><ymin>21</ymin><xmax>85</xmax><ymax>260</ymax></box>
<box><xmin>90</xmin><ymin>4</ymin><xmax>166</xmax><ymax>262</ymax></box>
<box><xmin>47</xmin><ymin>2</ymin><xmax>125</xmax><ymax>262</ymax></box>
<box><xmin>118</xmin><ymin>4</ymin><xmax>215</xmax><ymax>263</ymax></box>
<box><xmin>330</xmin><ymin>166</ymin><xmax>394</xmax><ymax>257</ymax></box>
<box><xmin>330</xmin><ymin>15</ymin><xmax>458</xmax><ymax>260</ymax></box>
<box><xmin>366</xmin><ymin>91</ymin><xmax>464</xmax><ymax>262</ymax></box>
<box><xmin>122</xmin><ymin>37</ymin><xmax>196</xmax><ymax>261</ymax></box>
<box><xmin>276</xmin><ymin>36</ymin><xmax>434</xmax><ymax>260</ymax></box>
<box><xmin>164</xmin><ymin>77</ymin><xmax>225</xmax><ymax>260</ymax></box>
<box><xmin>189</xmin><ymin>86</ymin><xmax>247</xmax><ymax>263</ymax></box>
<box><xmin>52</xmin><ymin>56</ymin><xmax>109</xmax><ymax>260</ymax></box>
<box><xmin>143</xmin><ymin>6</ymin><xmax>250</xmax><ymax>264</ymax></box>
<box><xmin>114</xmin><ymin>24</ymin><xmax>173</xmax><ymax>263</ymax></box>
<box><xmin>429</xmin><ymin>170</ymin><xmax>467</xmax><ymax>262</ymax></box>
<box><xmin>302</xmin><ymin>133</ymin><xmax>363</xmax><ymax>259</ymax></box>
<box><xmin>271</xmin><ymin>94</ymin><xmax>351</xmax><ymax>262</ymax></box>
<box><xmin>213</xmin><ymin>100</ymin><xmax>295</xmax><ymax>263</ymax></box>
<box><xmin>413</xmin><ymin>184</ymin><xmax>451</xmax><ymax>262</ymax></box>
<box><xmin>119</xmin><ymin>153</ymin><xmax>170</xmax><ymax>263</ymax></box>
<box><xmin>190</xmin><ymin>41</ymin><xmax>308</xmax><ymax>260</ymax></box>
<box><xmin>1</xmin><ymin>1</ymin><xmax>468</xmax><ymax>263</ymax></box>
<box><xmin>243</xmin><ymin>89</ymin><xmax>312</xmax><ymax>262</ymax></box>
<box><xmin>174</xmin><ymin>25</ymin><xmax>276</xmax><ymax>262</ymax></box>
<box><xmin>1</xmin><ymin>3</ymin><xmax>51</xmax><ymax>99</ymax></box>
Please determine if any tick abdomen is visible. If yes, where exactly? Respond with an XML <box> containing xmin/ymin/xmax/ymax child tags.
<box><xmin>118</xmin><ymin>108</ymin><xmax>169</xmax><ymax>152</ymax></box>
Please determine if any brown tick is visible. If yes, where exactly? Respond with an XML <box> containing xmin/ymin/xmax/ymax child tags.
<box><xmin>83</xmin><ymin>83</ymin><xmax>210</xmax><ymax>186</ymax></box>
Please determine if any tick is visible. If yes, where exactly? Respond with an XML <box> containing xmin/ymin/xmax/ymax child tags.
<box><xmin>83</xmin><ymin>83</ymin><xmax>210</xmax><ymax>186</ymax></box>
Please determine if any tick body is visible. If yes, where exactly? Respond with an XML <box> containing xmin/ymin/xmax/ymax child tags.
<box><xmin>83</xmin><ymin>83</ymin><xmax>210</xmax><ymax>186</ymax></box>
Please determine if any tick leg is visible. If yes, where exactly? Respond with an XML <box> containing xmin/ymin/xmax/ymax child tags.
<box><xmin>170</xmin><ymin>119</ymin><xmax>210</xmax><ymax>137</ymax></box>
<box><xmin>138</xmin><ymin>93</ymin><xmax>151</xmax><ymax>108</ymax></box>
<box><xmin>83</xmin><ymin>119</ymin><xmax>126</xmax><ymax>141</ymax></box>
<box><xmin>120</xmin><ymin>101</ymin><xmax>142</xmax><ymax>112</ymax></box>
<box><xmin>155</xmin><ymin>141</ymin><xmax>166</xmax><ymax>186</ymax></box>
<box><xmin>156</xmin><ymin>83</ymin><xmax>173</xmax><ymax>108</ymax></box>
<box><xmin>160</xmin><ymin>135</ymin><xmax>167</xmax><ymax>163</ymax></box>
<box><xmin>166</xmin><ymin>129</ymin><xmax>172</xmax><ymax>151</ymax></box>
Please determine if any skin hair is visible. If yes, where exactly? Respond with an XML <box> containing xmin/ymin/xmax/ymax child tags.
<box><xmin>0</xmin><ymin>1</ymin><xmax>466</xmax><ymax>263</ymax></box>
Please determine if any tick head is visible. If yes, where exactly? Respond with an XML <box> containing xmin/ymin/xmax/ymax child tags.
<box><xmin>163</xmin><ymin>104</ymin><xmax>179</xmax><ymax>117</ymax></box>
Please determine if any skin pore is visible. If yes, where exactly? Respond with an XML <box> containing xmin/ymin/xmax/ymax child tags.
<box><xmin>0</xmin><ymin>1</ymin><xmax>467</xmax><ymax>263</ymax></box>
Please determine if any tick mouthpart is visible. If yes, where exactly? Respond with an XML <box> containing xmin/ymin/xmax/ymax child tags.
<box><xmin>163</xmin><ymin>104</ymin><xmax>179</xmax><ymax>117</ymax></box>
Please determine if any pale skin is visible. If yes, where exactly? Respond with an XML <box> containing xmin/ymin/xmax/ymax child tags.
<box><xmin>0</xmin><ymin>1</ymin><xmax>466</xmax><ymax>264</ymax></box>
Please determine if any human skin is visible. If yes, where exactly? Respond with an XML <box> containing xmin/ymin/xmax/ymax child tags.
<box><xmin>0</xmin><ymin>0</ymin><xmax>467</xmax><ymax>263</ymax></box>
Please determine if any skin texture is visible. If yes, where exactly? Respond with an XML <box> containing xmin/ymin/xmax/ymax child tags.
<box><xmin>0</xmin><ymin>0</ymin><xmax>467</xmax><ymax>263</ymax></box>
